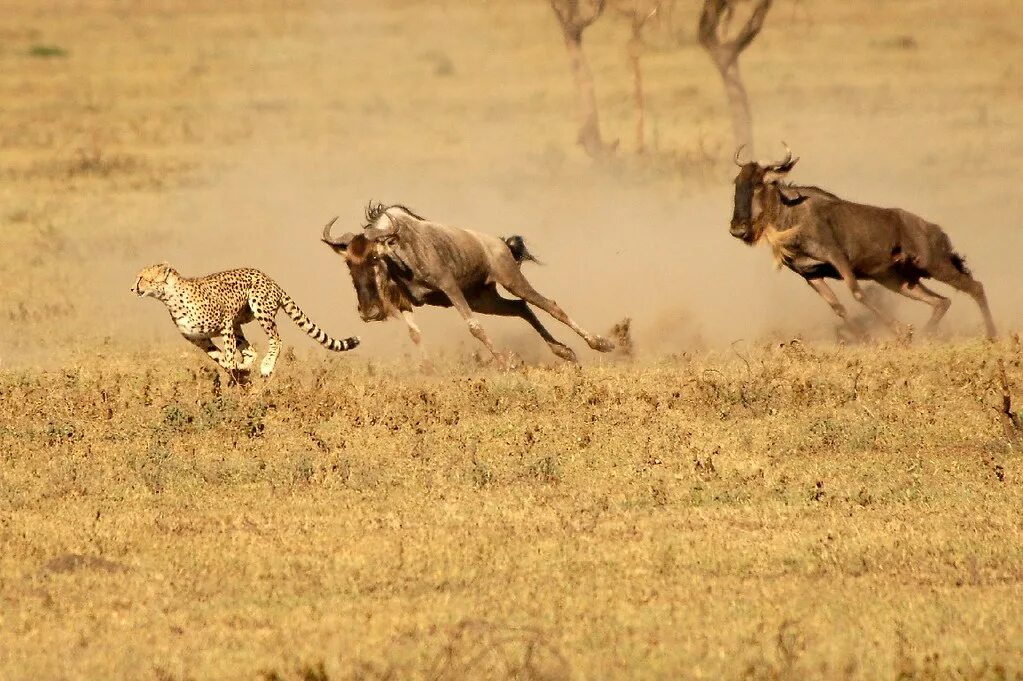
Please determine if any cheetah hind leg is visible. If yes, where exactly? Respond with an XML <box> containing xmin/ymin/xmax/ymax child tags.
<box><xmin>255</xmin><ymin>313</ymin><xmax>282</xmax><ymax>377</ymax></box>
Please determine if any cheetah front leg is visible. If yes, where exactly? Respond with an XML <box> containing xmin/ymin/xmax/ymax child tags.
<box><xmin>234</xmin><ymin>324</ymin><xmax>257</xmax><ymax>372</ymax></box>
<box><xmin>186</xmin><ymin>336</ymin><xmax>229</xmax><ymax>369</ymax></box>
<box><xmin>219</xmin><ymin>322</ymin><xmax>254</xmax><ymax>384</ymax></box>
<box><xmin>220</xmin><ymin>322</ymin><xmax>241</xmax><ymax>371</ymax></box>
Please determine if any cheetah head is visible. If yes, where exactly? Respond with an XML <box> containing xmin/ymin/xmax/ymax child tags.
<box><xmin>131</xmin><ymin>262</ymin><xmax>176</xmax><ymax>299</ymax></box>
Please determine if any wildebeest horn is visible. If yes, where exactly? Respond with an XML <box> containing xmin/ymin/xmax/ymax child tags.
<box><xmin>321</xmin><ymin>216</ymin><xmax>342</xmax><ymax>245</ymax></box>
<box><xmin>767</xmin><ymin>141</ymin><xmax>797</xmax><ymax>170</ymax></box>
<box><xmin>734</xmin><ymin>144</ymin><xmax>747</xmax><ymax>167</ymax></box>
<box><xmin>321</xmin><ymin>216</ymin><xmax>357</xmax><ymax>248</ymax></box>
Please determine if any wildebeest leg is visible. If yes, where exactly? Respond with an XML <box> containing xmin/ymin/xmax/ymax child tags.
<box><xmin>401</xmin><ymin>310</ymin><xmax>423</xmax><ymax>348</ymax></box>
<box><xmin>400</xmin><ymin>310</ymin><xmax>430</xmax><ymax>364</ymax></box>
<box><xmin>831</xmin><ymin>259</ymin><xmax>907</xmax><ymax>334</ymax></box>
<box><xmin>876</xmin><ymin>276</ymin><xmax>950</xmax><ymax>334</ymax></box>
<box><xmin>497</xmin><ymin>271</ymin><xmax>614</xmax><ymax>353</ymax></box>
<box><xmin>467</xmin><ymin>285</ymin><xmax>578</xmax><ymax>362</ymax></box>
<box><xmin>436</xmin><ymin>281</ymin><xmax>504</xmax><ymax>361</ymax></box>
<box><xmin>805</xmin><ymin>278</ymin><xmax>865</xmax><ymax>336</ymax></box>
<box><xmin>928</xmin><ymin>264</ymin><xmax>997</xmax><ymax>339</ymax></box>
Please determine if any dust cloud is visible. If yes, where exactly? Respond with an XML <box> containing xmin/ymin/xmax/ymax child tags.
<box><xmin>111</xmin><ymin>130</ymin><xmax>1021</xmax><ymax>366</ymax></box>
<box><xmin>111</xmin><ymin>145</ymin><xmax>814</xmax><ymax>363</ymax></box>
<box><xmin>88</xmin><ymin>1</ymin><xmax>1022</xmax><ymax>365</ymax></box>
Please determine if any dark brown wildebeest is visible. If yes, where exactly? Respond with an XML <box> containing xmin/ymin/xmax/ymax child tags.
<box><xmin>321</xmin><ymin>203</ymin><xmax>615</xmax><ymax>362</ymax></box>
<box><xmin>729</xmin><ymin>145</ymin><xmax>996</xmax><ymax>339</ymax></box>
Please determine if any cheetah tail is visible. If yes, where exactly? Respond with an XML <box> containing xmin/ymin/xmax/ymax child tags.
<box><xmin>280</xmin><ymin>294</ymin><xmax>360</xmax><ymax>352</ymax></box>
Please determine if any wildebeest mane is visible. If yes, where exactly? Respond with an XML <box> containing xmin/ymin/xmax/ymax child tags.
<box><xmin>773</xmin><ymin>184</ymin><xmax>840</xmax><ymax>208</ymax></box>
<box><xmin>363</xmin><ymin>201</ymin><xmax>427</xmax><ymax>228</ymax></box>
<box><xmin>787</xmin><ymin>184</ymin><xmax>841</xmax><ymax>201</ymax></box>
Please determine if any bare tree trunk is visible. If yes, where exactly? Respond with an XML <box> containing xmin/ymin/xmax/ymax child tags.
<box><xmin>698</xmin><ymin>0</ymin><xmax>772</xmax><ymax>157</ymax></box>
<box><xmin>714</xmin><ymin>58</ymin><xmax>752</xmax><ymax>153</ymax></box>
<box><xmin>550</xmin><ymin>0</ymin><xmax>611</xmax><ymax>159</ymax></box>
<box><xmin>562</xmin><ymin>27</ymin><xmax>607</xmax><ymax>157</ymax></box>
<box><xmin>614</xmin><ymin>1</ymin><xmax>661</xmax><ymax>153</ymax></box>
<box><xmin>627</xmin><ymin>24</ymin><xmax>645</xmax><ymax>152</ymax></box>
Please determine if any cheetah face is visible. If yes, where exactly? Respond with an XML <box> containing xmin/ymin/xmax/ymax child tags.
<box><xmin>132</xmin><ymin>263</ymin><xmax>173</xmax><ymax>299</ymax></box>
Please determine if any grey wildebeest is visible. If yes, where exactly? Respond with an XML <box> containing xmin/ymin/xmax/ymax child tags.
<box><xmin>321</xmin><ymin>203</ymin><xmax>616</xmax><ymax>362</ymax></box>
<box><xmin>729</xmin><ymin>145</ymin><xmax>996</xmax><ymax>339</ymax></box>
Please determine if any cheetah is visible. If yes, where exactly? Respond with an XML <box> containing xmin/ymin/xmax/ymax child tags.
<box><xmin>131</xmin><ymin>263</ymin><xmax>359</xmax><ymax>376</ymax></box>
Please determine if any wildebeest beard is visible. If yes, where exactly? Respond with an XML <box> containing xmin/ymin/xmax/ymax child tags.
<box><xmin>731</xmin><ymin>178</ymin><xmax>756</xmax><ymax>242</ymax></box>
<box><xmin>350</xmin><ymin>256</ymin><xmax>416</xmax><ymax>322</ymax></box>
<box><xmin>349</xmin><ymin>263</ymin><xmax>385</xmax><ymax>321</ymax></box>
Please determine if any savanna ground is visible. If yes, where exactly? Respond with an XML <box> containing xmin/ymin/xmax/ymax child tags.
<box><xmin>1</xmin><ymin>1</ymin><xmax>1022</xmax><ymax>679</ymax></box>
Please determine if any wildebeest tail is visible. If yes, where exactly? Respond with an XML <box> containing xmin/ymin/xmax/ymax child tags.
<box><xmin>280</xmin><ymin>293</ymin><xmax>360</xmax><ymax>352</ymax></box>
<box><xmin>504</xmin><ymin>235</ymin><xmax>541</xmax><ymax>265</ymax></box>
<box><xmin>950</xmin><ymin>252</ymin><xmax>971</xmax><ymax>276</ymax></box>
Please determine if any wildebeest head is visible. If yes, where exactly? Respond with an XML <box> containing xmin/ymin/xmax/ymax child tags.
<box><xmin>730</xmin><ymin>143</ymin><xmax>800</xmax><ymax>243</ymax></box>
<box><xmin>321</xmin><ymin>212</ymin><xmax>409</xmax><ymax>322</ymax></box>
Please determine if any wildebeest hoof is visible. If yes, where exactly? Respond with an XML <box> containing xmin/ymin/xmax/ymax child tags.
<box><xmin>588</xmin><ymin>336</ymin><xmax>615</xmax><ymax>353</ymax></box>
<box><xmin>608</xmin><ymin>318</ymin><xmax>634</xmax><ymax>358</ymax></box>
<box><xmin>894</xmin><ymin>323</ymin><xmax>914</xmax><ymax>344</ymax></box>
<box><xmin>491</xmin><ymin>352</ymin><xmax>521</xmax><ymax>371</ymax></box>
<box><xmin>551</xmin><ymin>344</ymin><xmax>578</xmax><ymax>363</ymax></box>
<box><xmin>836</xmin><ymin>325</ymin><xmax>868</xmax><ymax>345</ymax></box>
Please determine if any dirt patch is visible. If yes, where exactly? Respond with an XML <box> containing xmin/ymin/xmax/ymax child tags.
<box><xmin>42</xmin><ymin>553</ymin><xmax>130</xmax><ymax>575</ymax></box>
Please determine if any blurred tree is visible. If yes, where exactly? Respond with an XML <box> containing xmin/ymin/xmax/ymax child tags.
<box><xmin>549</xmin><ymin>0</ymin><xmax>615</xmax><ymax>158</ymax></box>
<box><xmin>611</xmin><ymin>0</ymin><xmax>662</xmax><ymax>153</ymax></box>
<box><xmin>697</xmin><ymin>0</ymin><xmax>773</xmax><ymax>155</ymax></box>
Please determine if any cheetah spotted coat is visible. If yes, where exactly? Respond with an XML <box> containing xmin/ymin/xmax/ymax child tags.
<box><xmin>132</xmin><ymin>264</ymin><xmax>359</xmax><ymax>376</ymax></box>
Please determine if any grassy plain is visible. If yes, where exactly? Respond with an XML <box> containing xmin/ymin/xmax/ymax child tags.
<box><xmin>3</xmin><ymin>343</ymin><xmax>1023</xmax><ymax>680</ymax></box>
<box><xmin>1</xmin><ymin>0</ymin><xmax>1022</xmax><ymax>679</ymax></box>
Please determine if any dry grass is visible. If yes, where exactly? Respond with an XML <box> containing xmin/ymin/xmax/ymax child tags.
<box><xmin>2</xmin><ymin>0</ymin><xmax>1023</xmax><ymax>678</ymax></box>
<box><xmin>3</xmin><ymin>342</ymin><xmax>1022</xmax><ymax>679</ymax></box>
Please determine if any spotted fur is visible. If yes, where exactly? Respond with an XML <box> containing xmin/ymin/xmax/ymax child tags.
<box><xmin>132</xmin><ymin>263</ymin><xmax>359</xmax><ymax>376</ymax></box>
